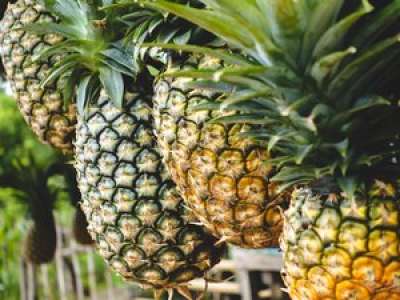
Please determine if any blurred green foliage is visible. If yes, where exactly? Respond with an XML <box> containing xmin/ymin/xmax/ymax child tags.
<box><xmin>0</xmin><ymin>91</ymin><xmax>127</xmax><ymax>299</ymax></box>
<box><xmin>0</xmin><ymin>91</ymin><xmax>65</xmax><ymax>299</ymax></box>
<box><xmin>0</xmin><ymin>88</ymin><xmax>62</xmax><ymax>208</ymax></box>
<box><xmin>0</xmin><ymin>91</ymin><xmax>51</xmax><ymax>299</ymax></box>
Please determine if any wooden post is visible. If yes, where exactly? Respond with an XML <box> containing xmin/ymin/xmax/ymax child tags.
<box><xmin>19</xmin><ymin>260</ymin><xmax>27</xmax><ymax>300</ymax></box>
<box><xmin>40</xmin><ymin>264</ymin><xmax>52</xmax><ymax>300</ymax></box>
<box><xmin>55</xmin><ymin>226</ymin><xmax>67</xmax><ymax>300</ymax></box>
<box><xmin>70</xmin><ymin>240</ymin><xmax>85</xmax><ymax>300</ymax></box>
<box><xmin>87</xmin><ymin>250</ymin><xmax>97</xmax><ymax>300</ymax></box>
<box><xmin>105</xmin><ymin>271</ymin><xmax>114</xmax><ymax>300</ymax></box>
<box><xmin>26</xmin><ymin>263</ymin><xmax>35</xmax><ymax>300</ymax></box>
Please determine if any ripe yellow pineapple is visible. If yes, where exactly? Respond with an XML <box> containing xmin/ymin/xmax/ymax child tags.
<box><xmin>112</xmin><ymin>1</ymin><xmax>287</xmax><ymax>249</ymax></box>
<box><xmin>0</xmin><ymin>0</ymin><xmax>76</xmax><ymax>153</ymax></box>
<box><xmin>153</xmin><ymin>55</ymin><xmax>286</xmax><ymax>248</ymax></box>
<box><xmin>282</xmin><ymin>181</ymin><xmax>400</xmax><ymax>300</ymax></box>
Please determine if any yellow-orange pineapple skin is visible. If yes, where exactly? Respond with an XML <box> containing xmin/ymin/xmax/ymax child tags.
<box><xmin>153</xmin><ymin>56</ymin><xmax>287</xmax><ymax>248</ymax></box>
<box><xmin>282</xmin><ymin>180</ymin><xmax>400</xmax><ymax>300</ymax></box>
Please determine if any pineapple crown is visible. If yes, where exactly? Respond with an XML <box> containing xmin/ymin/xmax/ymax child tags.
<box><xmin>140</xmin><ymin>0</ymin><xmax>400</xmax><ymax>193</ymax></box>
<box><xmin>27</xmin><ymin>0</ymin><xmax>136</xmax><ymax>113</ymax></box>
<box><xmin>103</xmin><ymin>0</ymin><xmax>217</xmax><ymax>73</ymax></box>
<box><xmin>29</xmin><ymin>0</ymin><xmax>214</xmax><ymax>112</ymax></box>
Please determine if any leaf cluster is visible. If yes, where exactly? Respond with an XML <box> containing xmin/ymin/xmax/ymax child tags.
<box><xmin>139</xmin><ymin>0</ymin><xmax>400</xmax><ymax>190</ymax></box>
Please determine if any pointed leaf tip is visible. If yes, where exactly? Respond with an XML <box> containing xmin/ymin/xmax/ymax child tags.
<box><xmin>99</xmin><ymin>67</ymin><xmax>124</xmax><ymax>109</ymax></box>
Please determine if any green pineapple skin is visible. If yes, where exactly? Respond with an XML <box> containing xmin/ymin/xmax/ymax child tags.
<box><xmin>75</xmin><ymin>86</ymin><xmax>224</xmax><ymax>289</ymax></box>
<box><xmin>0</xmin><ymin>0</ymin><xmax>76</xmax><ymax>153</ymax></box>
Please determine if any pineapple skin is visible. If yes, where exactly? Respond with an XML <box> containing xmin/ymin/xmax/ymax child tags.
<box><xmin>73</xmin><ymin>206</ymin><xmax>94</xmax><ymax>246</ymax></box>
<box><xmin>282</xmin><ymin>180</ymin><xmax>400</xmax><ymax>300</ymax></box>
<box><xmin>0</xmin><ymin>0</ymin><xmax>76</xmax><ymax>153</ymax></box>
<box><xmin>75</xmin><ymin>87</ymin><xmax>224</xmax><ymax>289</ymax></box>
<box><xmin>153</xmin><ymin>56</ymin><xmax>286</xmax><ymax>249</ymax></box>
<box><xmin>23</xmin><ymin>214</ymin><xmax>57</xmax><ymax>264</ymax></box>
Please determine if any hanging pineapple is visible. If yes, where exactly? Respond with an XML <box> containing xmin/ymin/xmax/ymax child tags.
<box><xmin>30</xmin><ymin>0</ymin><xmax>225</xmax><ymax>296</ymax></box>
<box><xmin>0</xmin><ymin>0</ymin><xmax>76</xmax><ymax>153</ymax></box>
<box><xmin>140</xmin><ymin>0</ymin><xmax>400</xmax><ymax>299</ymax></box>
<box><xmin>114</xmin><ymin>1</ymin><xmax>287</xmax><ymax>249</ymax></box>
<box><xmin>24</xmin><ymin>206</ymin><xmax>57</xmax><ymax>264</ymax></box>
<box><xmin>72</xmin><ymin>206</ymin><xmax>93</xmax><ymax>245</ymax></box>
<box><xmin>62</xmin><ymin>163</ymin><xmax>94</xmax><ymax>245</ymax></box>
<box><xmin>0</xmin><ymin>98</ymin><xmax>59</xmax><ymax>264</ymax></box>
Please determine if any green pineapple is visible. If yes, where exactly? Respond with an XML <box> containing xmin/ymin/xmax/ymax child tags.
<box><xmin>72</xmin><ymin>206</ymin><xmax>93</xmax><ymax>245</ymax></box>
<box><xmin>61</xmin><ymin>164</ymin><xmax>94</xmax><ymax>245</ymax></box>
<box><xmin>22</xmin><ymin>162</ymin><xmax>59</xmax><ymax>265</ymax></box>
<box><xmin>32</xmin><ymin>0</ymin><xmax>225</xmax><ymax>295</ymax></box>
<box><xmin>24</xmin><ymin>210</ymin><xmax>57</xmax><ymax>264</ymax></box>
<box><xmin>0</xmin><ymin>0</ymin><xmax>76</xmax><ymax>153</ymax></box>
<box><xmin>75</xmin><ymin>86</ymin><xmax>223</xmax><ymax>289</ymax></box>
<box><xmin>139</xmin><ymin>0</ymin><xmax>400</xmax><ymax>299</ymax></box>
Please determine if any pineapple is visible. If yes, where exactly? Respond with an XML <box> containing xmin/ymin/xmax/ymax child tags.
<box><xmin>0</xmin><ymin>91</ymin><xmax>60</xmax><ymax>264</ymax></box>
<box><xmin>140</xmin><ymin>0</ymin><xmax>400</xmax><ymax>298</ymax></box>
<box><xmin>75</xmin><ymin>86</ymin><xmax>223</xmax><ymax>290</ymax></box>
<box><xmin>73</xmin><ymin>205</ymin><xmax>93</xmax><ymax>245</ymax></box>
<box><xmin>153</xmin><ymin>56</ymin><xmax>285</xmax><ymax>248</ymax></box>
<box><xmin>282</xmin><ymin>180</ymin><xmax>400</xmax><ymax>300</ymax></box>
<box><xmin>23</xmin><ymin>164</ymin><xmax>58</xmax><ymax>265</ymax></box>
<box><xmin>116</xmin><ymin>2</ymin><xmax>286</xmax><ymax>248</ymax></box>
<box><xmin>33</xmin><ymin>0</ymin><xmax>225</xmax><ymax>294</ymax></box>
<box><xmin>0</xmin><ymin>0</ymin><xmax>76</xmax><ymax>153</ymax></box>
<box><xmin>63</xmin><ymin>164</ymin><xmax>94</xmax><ymax>245</ymax></box>
<box><xmin>24</xmin><ymin>211</ymin><xmax>57</xmax><ymax>264</ymax></box>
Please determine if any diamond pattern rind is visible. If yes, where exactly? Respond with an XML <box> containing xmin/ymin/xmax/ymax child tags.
<box><xmin>0</xmin><ymin>0</ymin><xmax>76</xmax><ymax>153</ymax></box>
<box><xmin>282</xmin><ymin>181</ymin><xmax>400</xmax><ymax>300</ymax></box>
<box><xmin>153</xmin><ymin>56</ymin><xmax>288</xmax><ymax>249</ymax></box>
<box><xmin>75</xmin><ymin>88</ymin><xmax>224</xmax><ymax>289</ymax></box>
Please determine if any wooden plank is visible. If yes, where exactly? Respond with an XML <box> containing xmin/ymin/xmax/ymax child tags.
<box><xmin>258</xmin><ymin>289</ymin><xmax>273</xmax><ymax>299</ymax></box>
<box><xmin>59</xmin><ymin>245</ymin><xmax>92</xmax><ymax>256</ymax></box>
<box><xmin>231</xmin><ymin>248</ymin><xmax>283</xmax><ymax>300</ymax></box>
<box><xmin>70</xmin><ymin>240</ymin><xmax>85</xmax><ymax>300</ymax></box>
<box><xmin>235</xmin><ymin>267</ymin><xmax>253</xmax><ymax>300</ymax></box>
<box><xmin>211</xmin><ymin>265</ymin><xmax>222</xmax><ymax>300</ymax></box>
<box><xmin>19</xmin><ymin>261</ymin><xmax>27</xmax><ymax>300</ymax></box>
<box><xmin>27</xmin><ymin>263</ymin><xmax>35</xmax><ymax>300</ymax></box>
<box><xmin>270</xmin><ymin>272</ymin><xmax>288</xmax><ymax>300</ymax></box>
<box><xmin>105</xmin><ymin>271</ymin><xmax>114</xmax><ymax>300</ymax></box>
<box><xmin>189</xmin><ymin>279</ymin><xmax>241</xmax><ymax>294</ymax></box>
<box><xmin>40</xmin><ymin>264</ymin><xmax>51</xmax><ymax>300</ymax></box>
<box><xmin>55</xmin><ymin>226</ymin><xmax>67</xmax><ymax>300</ymax></box>
<box><xmin>64</xmin><ymin>257</ymin><xmax>74</xmax><ymax>296</ymax></box>
<box><xmin>87</xmin><ymin>250</ymin><xmax>97</xmax><ymax>300</ymax></box>
<box><xmin>231</xmin><ymin>248</ymin><xmax>282</xmax><ymax>271</ymax></box>
<box><xmin>211</xmin><ymin>259</ymin><xmax>236</xmax><ymax>272</ymax></box>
